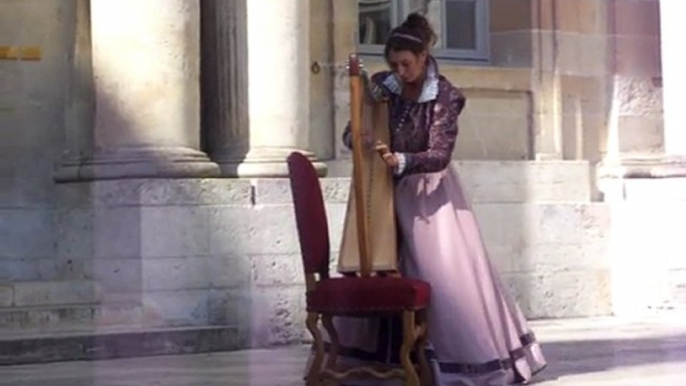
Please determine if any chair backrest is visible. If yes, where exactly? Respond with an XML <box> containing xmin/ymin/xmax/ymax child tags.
<box><xmin>287</xmin><ymin>152</ymin><xmax>330</xmax><ymax>277</ymax></box>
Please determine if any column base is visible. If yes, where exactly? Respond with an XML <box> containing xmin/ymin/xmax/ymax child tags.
<box><xmin>55</xmin><ymin>146</ymin><xmax>220</xmax><ymax>182</ymax></box>
<box><xmin>211</xmin><ymin>148</ymin><xmax>327</xmax><ymax>178</ymax></box>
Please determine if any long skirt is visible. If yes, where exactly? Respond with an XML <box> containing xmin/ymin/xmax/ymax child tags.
<box><xmin>308</xmin><ymin>166</ymin><xmax>547</xmax><ymax>386</ymax></box>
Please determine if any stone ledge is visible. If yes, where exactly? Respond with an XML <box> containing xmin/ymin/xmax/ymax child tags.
<box><xmin>0</xmin><ymin>325</ymin><xmax>244</xmax><ymax>366</ymax></box>
<box><xmin>598</xmin><ymin>156</ymin><xmax>686</xmax><ymax>179</ymax></box>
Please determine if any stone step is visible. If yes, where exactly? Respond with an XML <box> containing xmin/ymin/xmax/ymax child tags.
<box><xmin>0</xmin><ymin>325</ymin><xmax>243</xmax><ymax>365</ymax></box>
<box><xmin>0</xmin><ymin>280</ymin><xmax>102</xmax><ymax>308</ymax></box>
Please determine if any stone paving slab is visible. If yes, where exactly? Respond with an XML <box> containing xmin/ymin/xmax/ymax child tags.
<box><xmin>1</xmin><ymin>317</ymin><xmax>685</xmax><ymax>386</ymax></box>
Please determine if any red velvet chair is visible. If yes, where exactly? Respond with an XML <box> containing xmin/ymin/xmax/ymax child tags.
<box><xmin>286</xmin><ymin>152</ymin><xmax>432</xmax><ymax>386</ymax></box>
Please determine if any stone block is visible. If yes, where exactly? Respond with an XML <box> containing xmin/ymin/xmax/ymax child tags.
<box><xmin>93</xmin><ymin>258</ymin><xmax>142</xmax><ymax>293</ymax></box>
<box><xmin>13</xmin><ymin>280</ymin><xmax>101</xmax><ymax>307</ymax></box>
<box><xmin>513</xmin><ymin>242</ymin><xmax>611</xmax><ymax>273</ymax></box>
<box><xmin>208</xmin><ymin>289</ymin><xmax>252</xmax><ymax>331</ymax></box>
<box><xmin>613</xmin><ymin>0</ymin><xmax>661</xmax><ymax>36</ymax></box>
<box><xmin>616</xmin><ymin>115</ymin><xmax>664</xmax><ymax>154</ymax></box>
<box><xmin>490</xmin><ymin>0</ymin><xmax>532</xmax><ymax>32</ymax></box>
<box><xmin>537</xmin><ymin>0</ymin><xmax>604</xmax><ymax>34</ymax></box>
<box><xmin>37</xmin><ymin>256</ymin><xmax>91</xmax><ymax>281</ymax></box>
<box><xmin>141</xmin><ymin>206</ymin><xmax>211</xmax><ymax>258</ymax></box>
<box><xmin>458</xmin><ymin>161</ymin><xmax>592</xmax><ymax>203</ymax></box>
<box><xmin>92</xmin><ymin>207</ymin><xmax>142</xmax><ymax>259</ymax></box>
<box><xmin>251</xmin><ymin>254</ymin><xmax>304</xmax><ymax>287</ymax></box>
<box><xmin>0</xmin><ymin>259</ymin><xmax>39</xmax><ymax>281</ymax></box>
<box><xmin>0</xmin><ymin>177</ymin><xmax>53</xmax><ymax>209</ymax></box>
<box><xmin>560</xmin><ymin>75</ymin><xmax>606</xmax><ymax>116</ymax></box>
<box><xmin>139</xmin><ymin>179</ymin><xmax>252</xmax><ymax>206</ymax></box>
<box><xmin>141</xmin><ymin>256</ymin><xmax>247</xmax><ymax>291</ymax></box>
<box><xmin>474</xmin><ymin>202</ymin><xmax>611</xmax><ymax>253</ymax></box>
<box><xmin>524</xmin><ymin>203</ymin><xmax>610</xmax><ymax>246</ymax></box>
<box><xmin>615</xmin><ymin>36</ymin><xmax>662</xmax><ymax>77</ymax></box>
<box><xmin>253</xmin><ymin>179</ymin><xmax>292</xmax><ymax>205</ymax></box>
<box><xmin>558</xmin><ymin>0</ymin><xmax>605</xmax><ymax>34</ymax></box>
<box><xmin>556</xmin><ymin>33</ymin><xmax>609</xmax><ymax>77</ymax></box>
<box><xmin>209</xmin><ymin>206</ymin><xmax>254</xmax><ymax>256</ymax></box>
<box><xmin>504</xmin><ymin>269</ymin><xmax>612</xmax><ymax>318</ymax></box>
<box><xmin>208</xmin><ymin>254</ymin><xmax>252</xmax><ymax>289</ymax></box>
<box><xmin>321</xmin><ymin>178</ymin><xmax>351</xmax><ymax>203</ymax></box>
<box><xmin>253</xmin><ymin>178</ymin><xmax>351</xmax><ymax>205</ymax></box>
<box><xmin>490</xmin><ymin>31</ymin><xmax>533</xmax><ymax>67</ymax></box>
<box><xmin>142</xmin><ymin>290</ymin><xmax>209</xmax><ymax>327</ymax></box>
<box><xmin>455</xmin><ymin>89</ymin><xmax>532</xmax><ymax>160</ymax></box>
<box><xmin>56</xmin><ymin>208</ymin><xmax>94</xmax><ymax>259</ymax></box>
<box><xmin>0</xmin><ymin>209</ymin><xmax>56</xmax><ymax>259</ymax></box>
<box><xmin>246</xmin><ymin>287</ymin><xmax>306</xmax><ymax>347</ymax></box>
<box><xmin>209</xmin><ymin>206</ymin><xmax>300</xmax><ymax>256</ymax></box>
<box><xmin>88</xmin><ymin>180</ymin><xmax>147</xmax><ymax>207</ymax></box>
<box><xmin>68</xmin><ymin>178</ymin><xmax>250</xmax><ymax>209</ymax></box>
<box><xmin>442</xmin><ymin>66</ymin><xmax>533</xmax><ymax>93</ymax></box>
<box><xmin>0</xmin><ymin>285</ymin><xmax>13</xmax><ymax>307</ymax></box>
<box><xmin>614</xmin><ymin>76</ymin><xmax>663</xmax><ymax>117</ymax></box>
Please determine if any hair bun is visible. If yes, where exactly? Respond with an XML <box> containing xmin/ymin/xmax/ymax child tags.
<box><xmin>401</xmin><ymin>13</ymin><xmax>437</xmax><ymax>48</ymax></box>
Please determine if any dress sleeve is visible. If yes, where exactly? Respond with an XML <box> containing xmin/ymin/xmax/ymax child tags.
<box><xmin>402</xmin><ymin>86</ymin><xmax>466</xmax><ymax>175</ymax></box>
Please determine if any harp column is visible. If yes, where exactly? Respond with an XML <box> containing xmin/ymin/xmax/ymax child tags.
<box><xmin>216</xmin><ymin>0</ymin><xmax>326</xmax><ymax>177</ymax></box>
<box><xmin>57</xmin><ymin>0</ymin><xmax>219</xmax><ymax>181</ymax></box>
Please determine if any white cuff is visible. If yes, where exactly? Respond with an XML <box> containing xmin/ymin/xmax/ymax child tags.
<box><xmin>394</xmin><ymin>153</ymin><xmax>406</xmax><ymax>175</ymax></box>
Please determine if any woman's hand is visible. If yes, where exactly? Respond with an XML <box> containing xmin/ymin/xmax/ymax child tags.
<box><xmin>374</xmin><ymin>141</ymin><xmax>399</xmax><ymax>168</ymax></box>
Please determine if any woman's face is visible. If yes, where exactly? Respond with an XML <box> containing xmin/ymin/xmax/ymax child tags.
<box><xmin>387</xmin><ymin>50</ymin><xmax>427</xmax><ymax>85</ymax></box>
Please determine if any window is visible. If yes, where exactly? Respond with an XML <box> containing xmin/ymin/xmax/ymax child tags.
<box><xmin>358</xmin><ymin>0</ymin><xmax>489</xmax><ymax>62</ymax></box>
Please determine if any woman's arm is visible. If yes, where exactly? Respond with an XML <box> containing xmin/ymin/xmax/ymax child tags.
<box><xmin>399</xmin><ymin>86</ymin><xmax>466</xmax><ymax>175</ymax></box>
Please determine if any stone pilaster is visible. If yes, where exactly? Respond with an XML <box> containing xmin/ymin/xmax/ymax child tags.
<box><xmin>56</xmin><ymin>0</ymin><xmax>219</xmax><ymax>181</ymax></box>
<box><xmin>600</xmin><ymin>0</ymin><xmax>686</xmax><ymax>317</ymax></box>
<box><xmin>597</xmin><ymin>0</ymin><xmax>667</xmax><ymax>179</ymax></box>
<box><xmin>660</xmin><ymin>0</ymin><xmax>686</xmax><ymax>164</ymax></box>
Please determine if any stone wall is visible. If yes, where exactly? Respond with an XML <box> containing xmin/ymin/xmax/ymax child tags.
<box><xmin>2</xmin><ymin>0</ymin><xmax>678</xmax><ymax>354</ymax></box>
<box><xmin>2</xmin><ymin>160</ymin><xmax>611</xmax><ymax>341</ymax></box>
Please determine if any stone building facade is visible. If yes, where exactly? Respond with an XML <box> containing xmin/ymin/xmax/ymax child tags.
<box><xmin>1</xmin><ymin>0</ymin><xmax>684</xmax><ymax>362</ymax></box>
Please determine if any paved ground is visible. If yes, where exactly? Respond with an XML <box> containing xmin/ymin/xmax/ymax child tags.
<box><xmin>1</xmin><ymin>316</ymin><xmax>686</xmax><ymax>386</ymax></box>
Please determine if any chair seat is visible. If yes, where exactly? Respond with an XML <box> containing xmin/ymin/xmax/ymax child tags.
<box><xmin>308</xmin><ymin>277</ymin><xmax>431</xmax><ymax>315</ymax></box>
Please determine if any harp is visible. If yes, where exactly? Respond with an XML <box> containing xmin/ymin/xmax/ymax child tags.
<box><xmin>337</xmin><ymin>54</ymin><xmax>398</xmax><ymax>276</ymax></box>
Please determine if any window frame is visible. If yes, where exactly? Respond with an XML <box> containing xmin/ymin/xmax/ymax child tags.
<box><xmin>357</xmin><ymin>0</ymin><xmax>490</xmax><ymax>64</ymax></box>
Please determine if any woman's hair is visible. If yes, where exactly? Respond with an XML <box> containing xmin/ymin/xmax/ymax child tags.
<box><xmin>384</xmin><ymin>13</ymin><xmax>437</xmax><ymax>57</ymax></box>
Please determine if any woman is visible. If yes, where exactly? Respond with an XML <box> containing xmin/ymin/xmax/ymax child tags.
<box><xmin>334</xmin><ymin>13</ymin><xmax>547</xmax><ymax>386</ymax></box>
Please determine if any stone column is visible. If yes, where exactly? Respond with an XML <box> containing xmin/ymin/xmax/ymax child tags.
<box><xmin>236</xmin><ymin>0</ymin><xmax>325</xmax><ymax>177</ymax></box>
<box><xmin>57</xmin><ymin>0</ymin><xmax>219</xmax><ymax>181</ymax></box>
<box><xmin>201</xmin><ymin>0</ymin><xmax>250</xmax><ymax>174</ymax></box>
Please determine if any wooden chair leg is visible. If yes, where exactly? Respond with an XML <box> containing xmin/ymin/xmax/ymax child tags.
<box><xmin>401</xmin><ymin>310</ymin><xmax>421</xmax><ymax>386</ymax></box>
<box><xmin>415</xmin><ymin>309</ymin><xmax>433</xmax><ymax>386</ymax></box>
<box><xmin>321</xmin><ymin>315</ymin><xmax>339</xmax><ymax>369</ymax></box>
<box><xmin>306</xmin><ymin>312</ymin><xmax>324</xmax><ymax>386</ymax></box>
